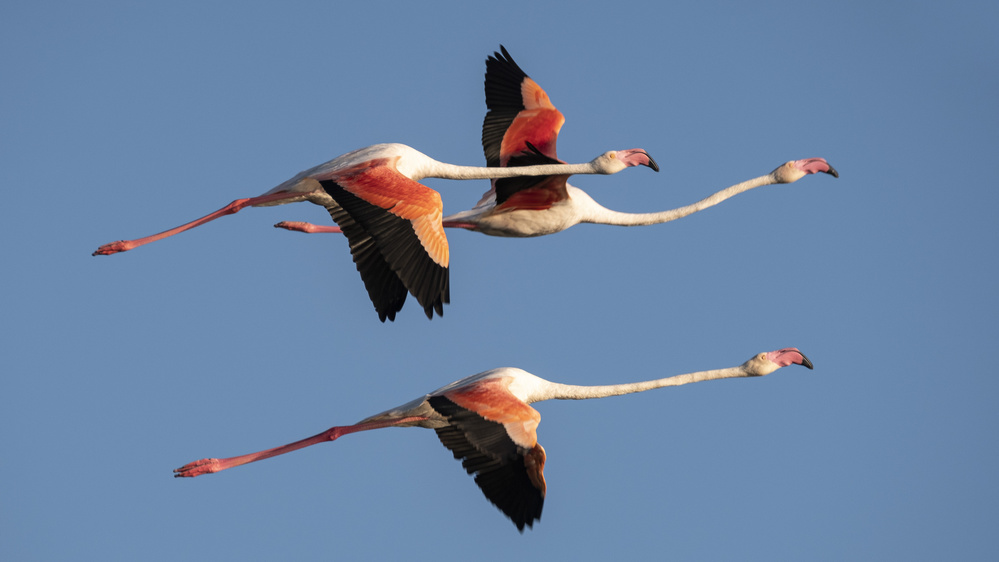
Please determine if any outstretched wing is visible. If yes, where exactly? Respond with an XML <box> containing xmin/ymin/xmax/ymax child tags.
<box><xmin>480</xmin><ymin>46</ymin><xmax>569</xmax><ymax>209</ymax></box>
<box><xmin>482</xmin><ymin>45</ymin><xmax>564</xmax><ymax>167</ymax></box>
<box><xmin>428</xmin><ymin>377</ymin><xmax>547</xmax><ymax>531</ymax></box>
<box><xmin>316</xmin><ymin>160</ymin><xmax>449</xmax><ymax>322</ymax></box>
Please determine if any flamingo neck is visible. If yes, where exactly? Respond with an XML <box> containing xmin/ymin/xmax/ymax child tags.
<box><xmin>419</xmin><ymin>160</ymin><xmax>603</xmax><ymax>181</ymax></box>
<box><xmin>578</xmin><ymin>173</ymin><xmax>778</xmax><ymax>227</ymax></box>
<box><xmin>535</xmin><ymin>366</ymin><xmax>750</xmax><ymax>402</ymax></box>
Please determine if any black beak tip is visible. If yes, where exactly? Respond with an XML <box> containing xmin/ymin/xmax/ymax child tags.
<box><xmin>644</xmin><ymin>152</ymin><xmax>660</xmax><ymax>172</ymax></box>
<box><xmin>825</xmin><ymin>165</ymin><xmax>839</xmax><ymax>178</ymax></box>
<box><xmin>800</xmin><ymin>353</ymin><xmax>815</xmax><ymax>370</ymax></box>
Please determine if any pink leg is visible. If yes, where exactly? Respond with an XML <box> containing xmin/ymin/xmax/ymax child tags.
<box><xmin>173</xmin><ymin>416</ymin><xmax>427</xmax><ymax>478</ymax></box>
<box><xmin>441</xmin><ymin>219</ymin><xmax>478</xmax><ymax>231</ymax></box>
<box><xmin>273</xmin><ymin>219</ymin><xmax>474</xmax><ymax>234</ymax></box>
<box><xmin>274</xmin><ymin>221</ymin><xmax>343</xmax><ymax>234</ymax></box>
<box><xmin>92</xmin><ymin>191</ymin><xmax>310</xmax><ymax>256</ymax></box>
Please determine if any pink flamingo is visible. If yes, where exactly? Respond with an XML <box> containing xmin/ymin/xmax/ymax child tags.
<box><xmin>174</xmin><ymin>348</ymin><xmax>814</xmax><ymax>531</ymax></box>
<box><xmin>93</xmin><ymin>144</ymin><xmax>656</xmax><ymax>322</ymax></box>
<box><xmin>278</xmin><ymin>46</ymin><xmax>836</xmax><ymax>239</ymax></box>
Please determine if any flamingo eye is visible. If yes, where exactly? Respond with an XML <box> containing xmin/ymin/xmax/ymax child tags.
<box><xmin>608</xmin><ymin>151</ymin><xmax>617</xmax><ymax>160</ymax></box>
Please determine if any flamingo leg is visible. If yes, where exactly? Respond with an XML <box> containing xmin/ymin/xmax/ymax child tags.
<box><xmin>273</xmin><ymin>221</ymin><xmax>343</xmax><ymax>234</ymax></box>
<box><xmin>274</xmin><ymin>220</ymin><xmax>477</xmax><ymax>233</ymax></box>
<box><xmin>92</xmin><ymin>191</ymin><xmax>312</xmax><ymax>256</ymax></box>
<box><xmin>173</xmin><ymin>416</ymin><xmax>427</xmax><ymax>478</ymax></box>
<box><xmin>440</xmin><ymin>219</ymin><xmax>478</xmax><ymax>231</ymax></box>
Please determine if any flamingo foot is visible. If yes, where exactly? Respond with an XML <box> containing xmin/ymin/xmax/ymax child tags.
<box><xmin>92</xmin><ymin>240</ymin><xmax>135</xmax><ymax>256</ymax></box>
<box><xmin>174</xmin><ymin>458</ymin><xmax>223</xmax><ymax>478</ymax></box>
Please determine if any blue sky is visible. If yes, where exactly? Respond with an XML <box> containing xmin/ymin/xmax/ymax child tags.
<box><xmin>3</xmin><ymin>1</ymin><xmax>997</xmax><ymax>559</ymax></box>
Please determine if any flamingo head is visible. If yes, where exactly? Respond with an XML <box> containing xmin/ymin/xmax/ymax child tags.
<box><xmin>744</xmin><ymin>347</ymin><xmax>814</xmax><ymax>376</ymax></box>
<box><xmin>772</xmin><ymin>158</ymin><xmax>839</xmax><ymax>183</ymax></box>
<box><xmin>591</xmin><ymin>149</ymin><xmax>660</xmax><ymax>174</ymax></box>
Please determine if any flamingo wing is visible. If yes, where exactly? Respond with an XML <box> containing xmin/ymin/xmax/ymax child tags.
<box><xmin>316</xmin><ymin>159</ymin><xmax>449</xmax><ymax>322</ymax></box>
<box><xmin>492</xmin><ymin>145</ymin><xmax>570</xmax><ymax>212</ymax></box>
<box><xmin>428</xmin><ymin>378</ymin><xmax>546</xmax><ymax>531</ymax></box>
<box><xmin>480</xmin><ymin>46</ymin><xmax>568</xmax><ymax>209</ymax></box>
<box><xmin>482</xmin><ymin>46</ymin><xmax>564</xmax><ymax>167</ymax></box>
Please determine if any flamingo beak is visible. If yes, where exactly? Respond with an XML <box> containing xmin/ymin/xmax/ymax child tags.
<box><xmin>824</xmin><ymin>165</ymin><xmax>839</xmax><ymax>178</ymax></box>
<box><xmin>798</xmin><ymin>352</ymin><xmax>814</xmax><ymax>370</ymax></box>
<box><xmin>643</xmin><ymin>151</ymin><xmax>660</xmax><ymax>172</ymax></box>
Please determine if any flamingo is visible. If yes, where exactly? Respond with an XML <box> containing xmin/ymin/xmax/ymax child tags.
<box><xmin>92</xmin><ymin>143</ymin><xmax>657</xmax><ymax>322</ymax></box>
<box><xmin>174</xmin><ymin>347</ymin><xmax>814</xmax><ymax>531</ymax></box>
<box><xmin>278</xmin><ymin>46</ymin><xmax>837</xmax><ymax>239</ymax></box>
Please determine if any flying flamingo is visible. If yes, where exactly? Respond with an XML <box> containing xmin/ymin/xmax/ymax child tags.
<box><xmin>277</xmin><ymin>46</ymin><xmax>837</xmax><ymax>239</ymax></box>
<box><xmin>174</xmin><ymin>347</ymin><xmax>814</xmax><ymax>531</ymax></box>
<box><xmin>92</xmin><ymin>143</ymin><xmax>657</xmax><ymax>322</ymax></box>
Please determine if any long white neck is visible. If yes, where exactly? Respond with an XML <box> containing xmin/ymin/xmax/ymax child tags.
<box><xmin>416</xmin><ymin>160</ymin><xmax>612</xmax><ymax>182</ymax></box>
<box><xmin>531</xmin><ymin>365</ymin><xmax>750</xmax><ymax>403</ymax></box>
<box><xmin>577</xmin><ymin>173</ymin><xmax>778</xmax><ymax>227</ymax></box>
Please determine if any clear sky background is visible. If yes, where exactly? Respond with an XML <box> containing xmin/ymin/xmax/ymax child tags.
<box><xmin>3</xmin><ymin>1</ymin><xmax>997</xmax><ymax>560</ymax></box>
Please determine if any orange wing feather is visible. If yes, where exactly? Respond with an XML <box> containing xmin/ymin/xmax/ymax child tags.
<box><xmin>482</xmin><ymin>47</ymin><xmax>569</xmax><ymax>210</ymax></box>
<box><xmin>523</xmin><ymin>443</ymin><xmax>547</xmax><ymax>496</ymax></box>
<box><xmin>499</xmin><ymin>77</ymin><xmax>565</xmax><ymax>165</ymax></box>
<box><xmin>332</xmin><ymin>158</ymin><xmax>449</xmax><ymax>267</ymax></box>
<box><xmin>493</xmin><ymin>175</ymin><xmax>570</xmax><ymax>213</ymax></box>
<box><xmin>443</xmin><ymin>377</ymin><xmax>541</xmax><ymax>450</ymax></box>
